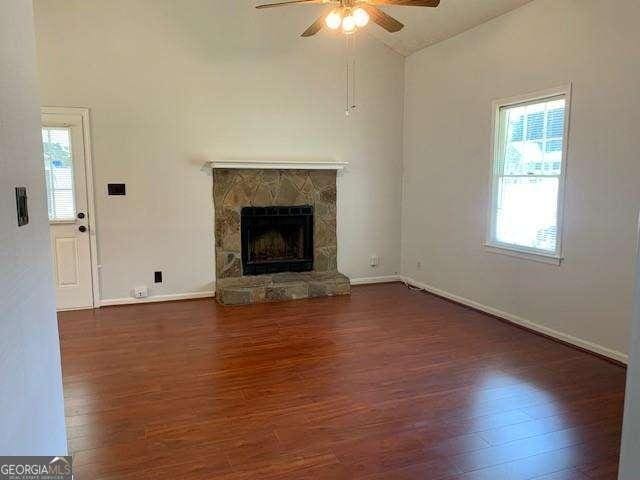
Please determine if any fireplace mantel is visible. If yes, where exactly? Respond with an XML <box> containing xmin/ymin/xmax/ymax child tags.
<box><xmin>204</xmin><ymin>160</ymin><xmax>348</xmax><ymax>171</ymax></box>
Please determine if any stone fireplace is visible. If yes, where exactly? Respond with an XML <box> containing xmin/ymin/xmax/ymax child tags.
<box><xmin>213</xmin><ymin>167</ymin><xmax>350</xmax><ymax>305</ymax></box>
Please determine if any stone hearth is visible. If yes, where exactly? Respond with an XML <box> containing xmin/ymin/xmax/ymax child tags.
<box><xmin>217</xmin><ymin>271</ymin><xmax>350</xmax><ymax>306</ymax></box>
<box><xmin>213</xmin><ymin>168</ymin><xmax>350</xmax><ymax>305</ymax></box>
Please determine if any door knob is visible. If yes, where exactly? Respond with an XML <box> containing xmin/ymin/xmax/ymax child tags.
<box><xmin>79</xmin><ymin>226</ymin><xmax>87</xmax><ymax>233</ymax></box>
<box><xmin>77</xmin><ymin>212</ymin><xmax>86</xmax><ymax>219</ymax></box>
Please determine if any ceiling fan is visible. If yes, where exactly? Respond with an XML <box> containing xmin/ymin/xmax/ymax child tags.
<box><xmin>255</xmin><ymin>0</ymin><xmax>441</xmax><ymax>37</ymax></box>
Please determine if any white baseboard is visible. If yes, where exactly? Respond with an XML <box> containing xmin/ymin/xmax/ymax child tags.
<box><xmin>350</xmin><ymin>275</ymin><xmax>401</xmax><ymax>285</ymax></box>
<box><xmin>100</xmin><ymin>291</ymin><xmax>215</xmax><ymax>307</ymax></box>
<box><xmin>400</xmin><ymin>276</ymin><xmax>628</xmax><ymax>365</ymax></box>
<box><xmin>98</xmin><ymin>277</ymin><xmax>402</xmax><ymax>306</ymax></box>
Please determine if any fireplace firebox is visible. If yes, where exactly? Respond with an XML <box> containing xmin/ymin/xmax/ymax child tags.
<box><xmin>241</xmin><ymin>205</ymin><xmax>314</xmax><ymax>275</ymax></box>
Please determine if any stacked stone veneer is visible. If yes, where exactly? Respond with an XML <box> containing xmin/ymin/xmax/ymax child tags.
<box><xmin>213</xmin><ymin>169</ymin><xmax>348</xmax><ymax>305</ymax></box>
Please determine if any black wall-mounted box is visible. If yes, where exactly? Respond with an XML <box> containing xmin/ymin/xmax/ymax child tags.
<box><xmin>108</xmin><ymin>183</ymin><xmax>126</xmax><ymax>196</ymax></box>
<box><xmin>15</xmin><ymin>187</ymin><xmax>28</xmax><ymax>226</ymax></box>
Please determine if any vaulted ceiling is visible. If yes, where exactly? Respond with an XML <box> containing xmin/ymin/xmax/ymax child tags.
<box><xmin>366</xmin><ymin>0</ymin><xmax>533</xmax><ymax>56</ymax></box>
<box><xmin>254</xmin><ymin>0</ymin><xmax>533</xmax><ymax>56</ymax></box>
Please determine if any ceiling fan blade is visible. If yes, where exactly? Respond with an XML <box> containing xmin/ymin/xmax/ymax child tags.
<box><xmin>365</xmin><ymin>0</ymin><xmax>440</xmax><ymax>6</ymax></box>
<box><xmin>255</xmin><ymin>0</ymin><xmax>320</xmax><ymax>9</ymax></box>
<box><xmin>360</xmin><ymin>4</ymin><xmax>404</xmax><ymax>33</ymax></box>
<box><xmin>301</xmin><ymin>14</ymin><xmax>326</xmax><ymax>37</ymax></box>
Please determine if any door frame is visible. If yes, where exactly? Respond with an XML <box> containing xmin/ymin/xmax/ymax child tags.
<box><xmin>42</xmin><ymin>106</ymin><xmax>100</xmax><ymax>309</ymax></box>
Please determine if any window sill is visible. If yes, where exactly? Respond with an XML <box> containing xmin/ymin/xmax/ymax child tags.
<box><xmin>484</xmin><ymin>243</ymin><xmax>563</xmax><ymax>266</ymax></box>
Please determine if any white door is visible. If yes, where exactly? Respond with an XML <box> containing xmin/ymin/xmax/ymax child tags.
<box><xmin>42</xmin><ymin>109</ymin><xmax>96</xmax><ymax>311</ymax></box>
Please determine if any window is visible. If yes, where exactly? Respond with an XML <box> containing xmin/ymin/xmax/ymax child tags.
<box><xmin>487</xmin><ymin>87</ymin><xmax>570</xmax><ymax>263</ymax></box>
<box><xmin>42</xmin><ymin>127</ymin><xmax>76</xmax><ymax>221</ymax></box>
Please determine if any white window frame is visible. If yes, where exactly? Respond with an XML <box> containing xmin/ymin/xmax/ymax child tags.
<box><xmin>485</xmin><ymin>85</ymin><xmax>572</xmax><ymax>266</ymax></box>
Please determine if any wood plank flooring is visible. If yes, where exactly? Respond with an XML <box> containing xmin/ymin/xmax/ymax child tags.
<box><xmin>58</xmin><ymin>283</ymin><xmax>626</xmax><ymax>479</ymax></box>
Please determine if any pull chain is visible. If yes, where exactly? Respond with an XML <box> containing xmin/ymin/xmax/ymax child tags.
<box><xmin>352</xmin><ymin>57</ymin><xmax>357</xmax><ymax>111</ymax></box>
<box><xmin>345</xmin><ymin>34</ymin><xmax>357</xmax><ymax>117</ymax></box>
<box><xmin>346</xmin><ymin>44</ymin><xmax>350</xmax><ymax>116</ymax></box>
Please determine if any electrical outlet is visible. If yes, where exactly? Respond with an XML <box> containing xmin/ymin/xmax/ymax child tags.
<box><xmin>370</xmin><ymin>255</ymin><xmax>380</xmax><ymax>267</ymax></box>
<box><xmin>416</xmin><ymin>261</ymin><xmax>422</xmax><ymax>270</ymax></box>
<box><xmin>133</xmin><ymin>286</ymin><xmax>149</xmax><ymax>299</ymax></box>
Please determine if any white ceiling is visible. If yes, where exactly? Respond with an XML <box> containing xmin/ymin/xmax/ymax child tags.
<box><xmin>255</xmin><ymin>0</ymin><xmax>533</xmax><ymax>57</ymax></box>
<box><xmin>366</xmin><ymin>0</ymin><xmax>533</xmax><ymax>56</ymax></box>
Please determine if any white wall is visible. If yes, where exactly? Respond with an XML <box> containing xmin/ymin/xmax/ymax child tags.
<box><xmin>0</xmin><ymin>0</ymin><xmax>67</xmax><ymax>455</ymax></box>
<box><xmin>33</xmin><ymin>0</ymin><xmax>638</xmax><ymax>363</ymax></box>
<box><xmin>33</xmin><ymin>0</ymin><xmax>404</xmax><ymax>302</ymax></box>
<box><xmin>403</xmin><ymin>0</ymin><xmax>640</xmax><ymax>359</ymax></box>
<box><xmin>619</xmin><ymin>214</ymin><xmax>640</xmax><ymax>478</ymax></box>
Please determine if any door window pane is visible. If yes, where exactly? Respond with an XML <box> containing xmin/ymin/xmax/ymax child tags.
<box><xmin>42</xmin><ymin>128</ymin><xmax>75</xmax><ymax>221</ymax></box>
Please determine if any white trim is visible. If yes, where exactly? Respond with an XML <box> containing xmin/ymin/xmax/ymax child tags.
<box><xmin>491</xmin><ymin>85</ymin><xmax>572</xmax><ymax>109</ymax></box>
<box><xmin>485</xmin><ymin>243</ymin><xmax>563</xmax><ymax>266</ymax></box>
<box><xmin>42</xmin><ymin>107</ymin><xmax>101</xmax><ymax>309</ymax></box>
<box><xmin>400</xmin><ymin>275</ymin><xmax>628</xmax><ymax>364</ymax></box>
<box><xmin>486</xmin><ymin>84</ymin><xmax>572</xmax><ymax>262</ymax></box>
<box><xmin>350</xmin><ymin>275</ymin><xmax>401</xmax><ymax>285</ymax></box>
<box><xmin>100</xmin><ymin>291</ymin><xmax>215</xmax><ymax>307</ymax></box>
<box><xmin>48</xmin><ymin>220</ymin><xmax>77</xmax><ymax>226</ymax></box>
<box><xmin>203</xmin><ymin>159</ymin><xmax>348</xmax><ymax>171</ymax></box>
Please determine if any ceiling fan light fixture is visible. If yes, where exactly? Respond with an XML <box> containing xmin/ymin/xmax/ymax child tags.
<box><xmin>325</xmin><ymin>9</ymin><xmax>342</xmax><ymax>30</ymax></box>
<box><xmin>352</xmin><ymin>7</ymin><xmax>370</xmax><ymax>27</ymax></box>
<box><xmin>342</xmin><ymin>13</ymin><xmax>356</xmax><ymax>34</ymax></box>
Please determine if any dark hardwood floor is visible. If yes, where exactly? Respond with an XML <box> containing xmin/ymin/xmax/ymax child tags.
<box><xmin>58</xmin><ymin>283</ymin><xmax>626</xmax><ymax>479</ymax></box>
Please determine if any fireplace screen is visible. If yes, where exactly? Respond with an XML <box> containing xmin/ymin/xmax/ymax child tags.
<box><xmin>241</xmin><ymin>205</ymin><xmax>314</xmax><ymax>275</ymax></box>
